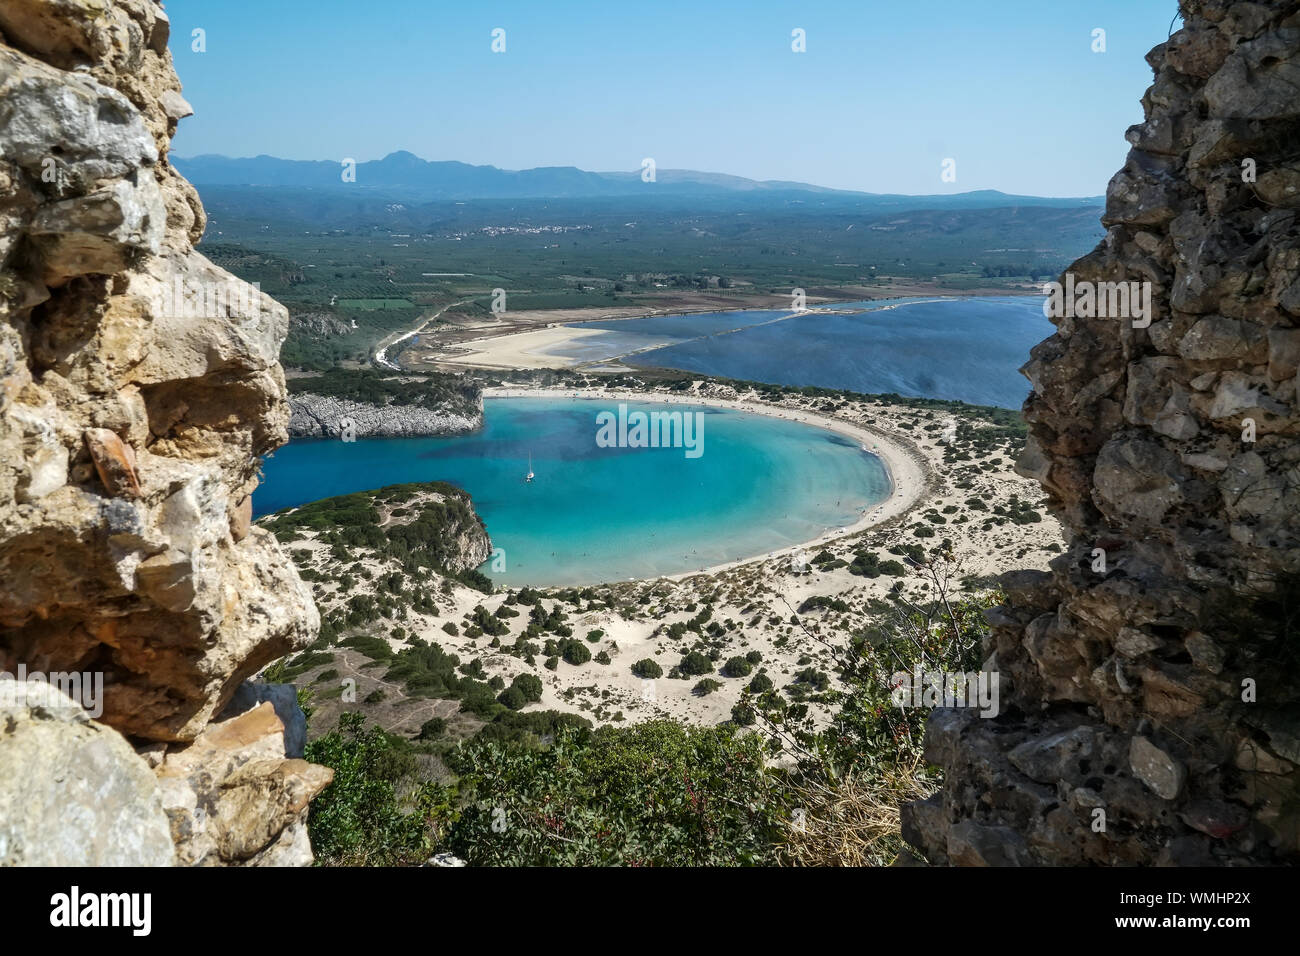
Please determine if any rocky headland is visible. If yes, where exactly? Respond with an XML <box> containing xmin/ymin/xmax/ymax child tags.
<box><xmin>285</xmin><ymin>368</ymin><xmax>484</xmax><ymax>438</ymax></box>
<box><xmin>288</xmin><ymin>393</ymin><xmax>481</xmax><ymax>438</ymax></box>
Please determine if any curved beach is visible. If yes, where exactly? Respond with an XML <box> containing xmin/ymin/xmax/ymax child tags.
<box><xmin>481</xmin><ymin>386</ymin><xmax>930</xmax><ymax>581</ymax></box>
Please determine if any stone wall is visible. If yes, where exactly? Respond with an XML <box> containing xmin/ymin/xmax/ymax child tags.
<box><xmin>903</xmin><ymin>0</ymin><xmax>1300</xmax><ymax>866</ymax></box>
<box><xmin>0</xmin><ymin>0</ymin><xmax>328</xmax><ymax>864</ymax></box>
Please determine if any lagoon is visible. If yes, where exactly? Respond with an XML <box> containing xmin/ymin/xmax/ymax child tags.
<box><xmin>571</xmin><ymin>296</ymin><xmax>1050</xmax><ymax>409</ymax></box>
<box><xmin>256</xmin><ymin>398</ymin><xmax>890</xmax><ymax>586</ymax></box>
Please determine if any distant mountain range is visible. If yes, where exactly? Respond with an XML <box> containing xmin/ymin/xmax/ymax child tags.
<box><xmin>173</xmin><ymin>150</ymin><xmax>1102</xmax><ymax>207</ymax></box>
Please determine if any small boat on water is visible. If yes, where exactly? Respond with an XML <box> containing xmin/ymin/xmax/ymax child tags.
<box><xmin>525</xmin><ymin>453</ymin><xmax>535</xmax><ymax>482</ymax></box>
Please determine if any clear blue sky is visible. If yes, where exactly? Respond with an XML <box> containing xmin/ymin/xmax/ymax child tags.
<box><xmin>164</xmin><ymin>0</ymin><xmax>1178</xmax><ymax>196</ymax></box>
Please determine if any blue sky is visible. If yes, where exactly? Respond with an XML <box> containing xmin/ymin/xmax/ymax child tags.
<box><xmin>164</xmin><ymin>0</ymin><xmax>1178</xmax><ymax>196</ymax></box>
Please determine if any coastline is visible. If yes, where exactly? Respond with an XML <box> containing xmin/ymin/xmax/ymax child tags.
<box><xmin>283</xmin><ymin>381</ymin><xmax>1059</xmax><ymax>732</ymax></box>
<box><xmin>481</xmin><ymin>385</ymin><xmax>931</xmax><ymax>581</ymax></box>
<box><xmin>406</xmin><ymin>292</ymin><xmax>1043</xmax><ymax>374</ymax></box>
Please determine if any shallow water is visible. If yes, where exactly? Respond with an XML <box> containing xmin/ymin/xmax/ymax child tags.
<box><xmin>572</xmin><ymin>296</ymin><xmax>1050</xmax><ymax>409</ymax></box>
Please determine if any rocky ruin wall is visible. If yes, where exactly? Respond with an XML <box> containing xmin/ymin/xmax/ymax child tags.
<box><xmin>904</xmin><ymin>0</ymin><xmax>1300</xmax><ymax>866</ymax></box>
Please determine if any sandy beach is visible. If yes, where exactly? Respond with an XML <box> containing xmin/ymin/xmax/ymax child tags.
<box><xmin>439</xmin><ymin>325</ymin><xmax>615</xmax><ymax>369</ymax></box>
<box><xmin>409</xmin><ymin>295</ymin><xmax>999</xmax><ymax>373</ymax></box>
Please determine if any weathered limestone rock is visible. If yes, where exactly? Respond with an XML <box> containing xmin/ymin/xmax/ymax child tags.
<box><xmin>220</xmin><ymin>680</ymin><xmax>308</xmax><ymax>758</ymax></box>
<box><xmin>28</xmin><ymin>176</ymin><xmax>167</xmax><ymax>283</ymax></box>
<box><xmin>83</xmin><ymin>426</ymin><xmax>142</xmax><ymax>497</ymax></box>
<box><xmin>155</xmin><ymin>701</ymin><xmax>332</xmax><ymax>866</ymax></box>
<box><xmin>0</xmin><ymin>681</ymin><xmax>175</xmax><ymax>866</ymax></box>
<box><xmin>287</xmin><ymin>392</ymin><xmax>482</xmax><ymax>438</ymax></box>
<box><xmin>0</xmin><ymin>0</ymin><xmax>326</xmax><ymax>865</ymax></box>
<box><xmin>1130</xmin><ymin>735</ymin><xmax>1187</xmax><ymax>800</ymax></box>
<box><xmin>905</xmin><ymin>0</ymin><xmax>1300</xmax><ymax>866</ymax></box>
<box><xmin>1</xmin><ymin>0</ymin><xmax>316</xmax><ymax>742</ymax></box>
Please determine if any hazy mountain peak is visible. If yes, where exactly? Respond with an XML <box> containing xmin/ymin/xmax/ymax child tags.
<box><xmin>173</xmin><ymin>151</ymin><xmax>1101</xmax><ymax>205</ymax></box>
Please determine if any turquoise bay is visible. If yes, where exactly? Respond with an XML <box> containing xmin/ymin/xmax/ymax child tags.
<box><xmin>256</xmin><ymin>398</ymin><xmax>890</xmax><ymax>586</ymax></box>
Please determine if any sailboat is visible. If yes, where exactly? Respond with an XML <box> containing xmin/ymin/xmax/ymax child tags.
<box><xmin>525</xmin><ymin>452</ymin><xmax>534</xmax><ymax>482</ymax></box>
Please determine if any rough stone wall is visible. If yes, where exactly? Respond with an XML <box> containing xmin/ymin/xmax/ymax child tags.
<box><xmin>903</xmin><ymin>0</ymin><xmax>1300</xmax><ymax>866</ymax></box>
<box><xmin>0</xmin><ymin>0</ymin><xmax>328</xmax><ymax>863</ymax></box>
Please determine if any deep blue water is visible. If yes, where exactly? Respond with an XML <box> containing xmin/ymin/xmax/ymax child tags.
<box><xmin>570</xmin><ymin>296</ymin><xmax>1049</xmax><ymax>409</ymax></box>
<box><xmin>257</xmin><ymin>398</ymin><xmax>890</xmax><ymax>586</ymax></box>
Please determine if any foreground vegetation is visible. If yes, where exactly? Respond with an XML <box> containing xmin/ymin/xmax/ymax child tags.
<box><xmin>300</xmin><ymin>553</ymin><xmax>991</xmax><ymax>866</ymax></box>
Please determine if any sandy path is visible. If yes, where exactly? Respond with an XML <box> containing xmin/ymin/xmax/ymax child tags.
<box><xmin>373</xmin><ymin>297</ymin><xmax>474</xmax><ymax>370</ymax></box>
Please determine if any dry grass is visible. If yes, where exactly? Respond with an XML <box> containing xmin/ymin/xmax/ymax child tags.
<box><xmin>777</xmin><ymin>768</ymin><xmax>939</xmax><ymax>867</ymax></box>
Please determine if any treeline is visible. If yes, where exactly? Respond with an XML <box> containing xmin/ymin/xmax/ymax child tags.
<box><xmin>288</xmin><ymin>367</ymin><xmax>480</xmax><ymax>414</ymax></box>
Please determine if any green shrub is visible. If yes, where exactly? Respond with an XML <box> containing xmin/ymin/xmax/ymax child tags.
<box><xmin>797</xmin><ymin>595</ymin><xmax>850</xmax><ymax>613</ymax></box>
<box><xmin>473</xmin><ymin>709</ymin><xmax>591</xmax><ymax>746</ymax></box>
<box><xmin>384</xmin><ymin>640</ymin><xmax>461</xmax><ymax>699</ymax></box>
<box><xmin>561</xmin><ymin>640</ymin><xmax>591</xmax><ymax>666</ymax></box>
<box><xmin>731</xmin><ymin>700</ymin><xmax>756</xmax><ymax>725</ymax></box>
<box><xmin>631</xmin><ymin>658</ymin><xmax>663</xmax><ymax>679</ymax></box>
<box><xmin>418</xmin><ymin>717</ymin><xmax>447</xmax><ymax>740</ymax></box>
<box><xmin>469</xmin><ymin>604</ymin><xmax>509</xmax><ymax>636</ymax></box>
<box><xmin>498</xmin><ymin>686</ymin><xmax>528</xmax><ymax>710</ymax></box>
<box><xmin>722</xmin><ymin>656</ymin><xmax>753</xmax><ymax>678</ymax></box>
<box><xmin>305</xmin><ymin>713</ymin><xmax>449</xmax><ymax>866</ymax></box>
<box><xmin>510</xmin><ymin>673</ymin><xmax>543</xmax><ymax>703</ymax></box>
<box><xmin>679</xmin><ymin>651</ymin><xmax>713</xmax><ymax>676</ymax></box>
<box><xmin>340</xmin><ymin>634</ymin><xmax>393</xmax><ymax>661</ymax></box>
<box><xmin>848</xmin><ymin>552</ymin><xmax>880</xmax><ymax>578</ymax></box>
<box><xmin>443</xmin><ymin>721</ymin><xmax>780</xmax><ymax>866</ymax></box>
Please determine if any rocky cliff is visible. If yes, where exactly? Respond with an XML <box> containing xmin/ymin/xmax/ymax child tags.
<box><xmin>903</xmin><ymin>0</ymin><xmax>1300</xmax><ymax>865</ymax></box>
<box><xmin>0</xmin><ymin>0</ymin><xmax>329</xmax><ymax>864</ymax></box>
<box><xmin>288</xmin><ymin>393</ymin><xmax>482</xmax><ymax>438</ymax></box>
<box><xmin>283</xmin><ymin>368</ymin><xmax>484</xmax><ymax>438</ymax></box>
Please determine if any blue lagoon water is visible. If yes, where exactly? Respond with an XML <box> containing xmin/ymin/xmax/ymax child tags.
<box><xmin>570</xmin><ymin>296</ymin><xmax>1050</xmax><ymax>409</ymax></box>
<box><xmin>257</xmin><ymin>398</ymin><xmax>890</xmax><ymax>586</ymax></box>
